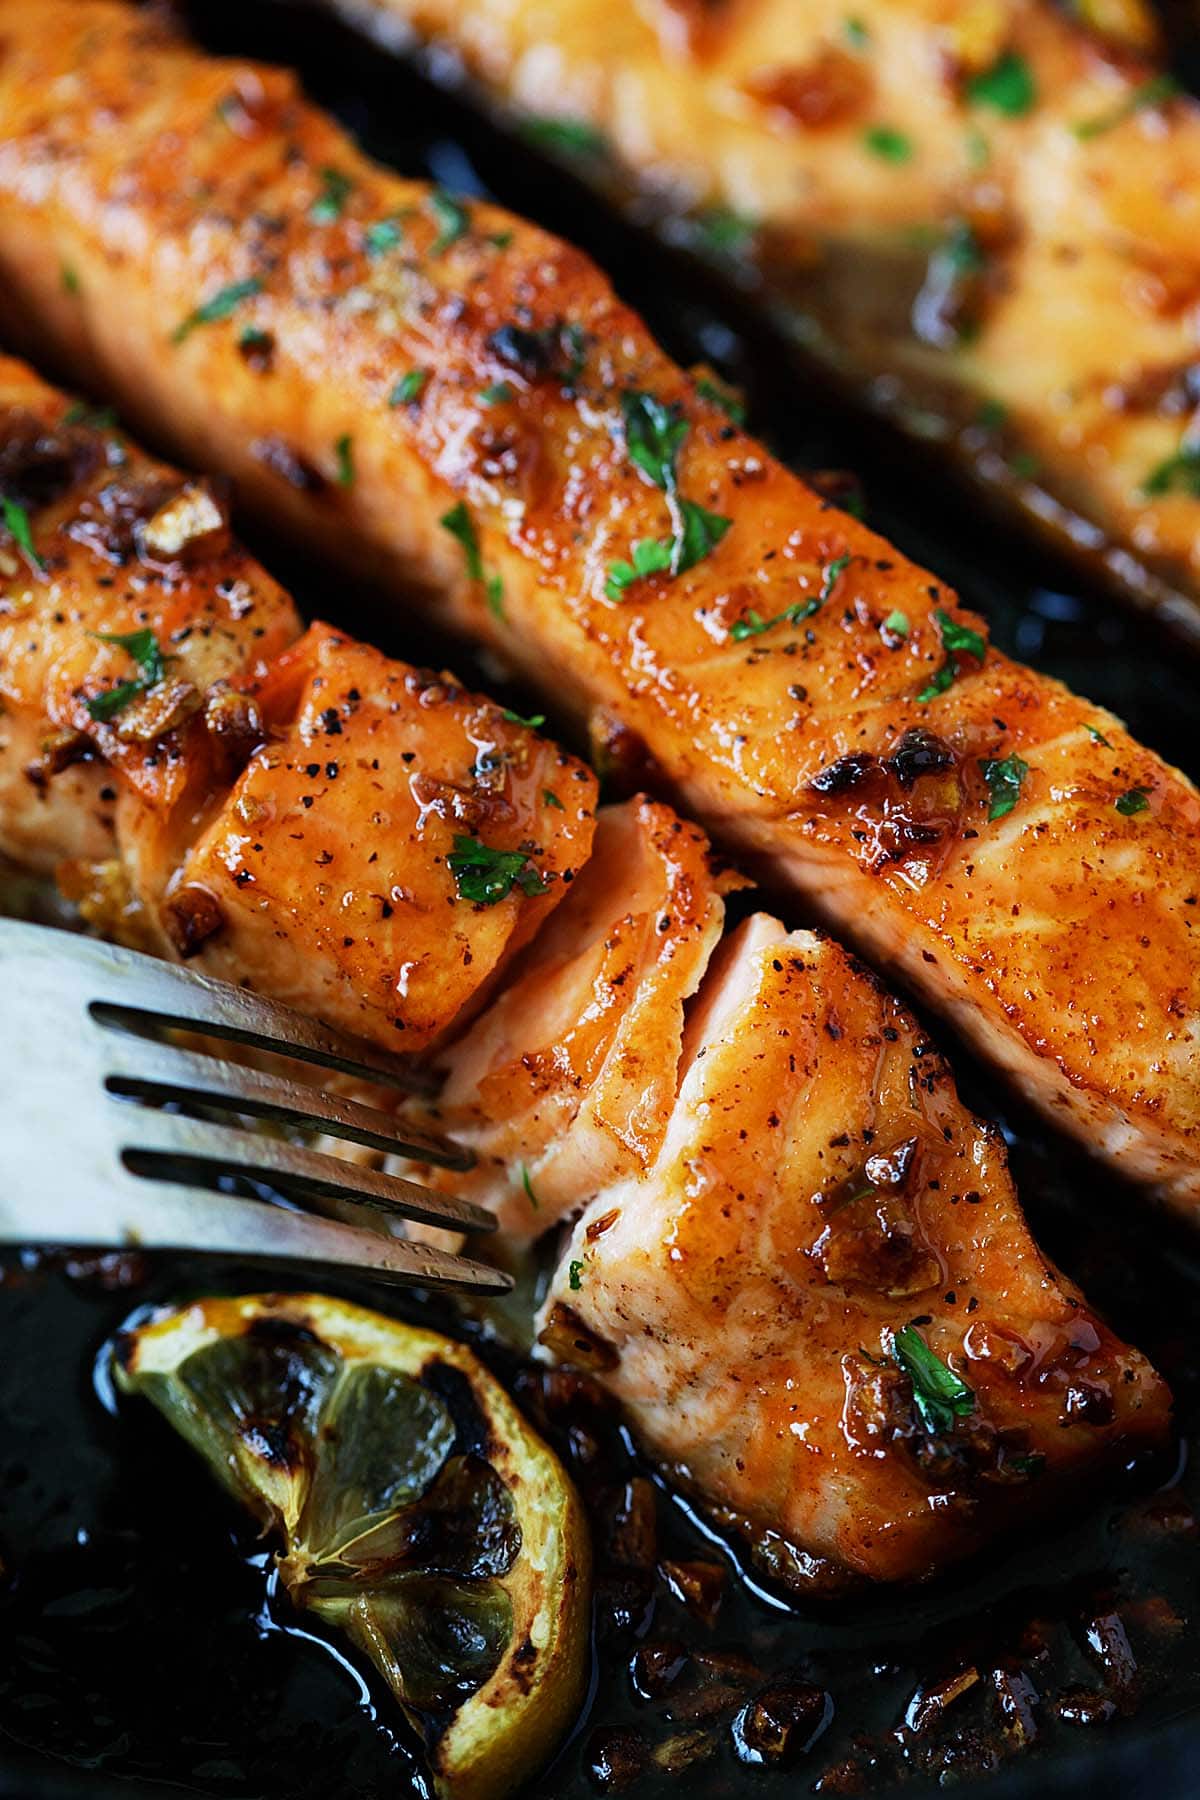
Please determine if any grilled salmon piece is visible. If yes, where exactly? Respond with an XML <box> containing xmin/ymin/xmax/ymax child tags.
<box><xmin>0</xmin><ymin>3</ymin><xmax>1195</xmax><ymax>1213</ymax></box>
<box><xmin>336</xmin><ymin>0</ymin><xmax>1200</xmax><ymax>637</ymax></box>
<box><xmin>539</xmin><ymin>914</ymin><xmax>1172</xmax><ymax>1590</ymax></box>
<box><xmin>169</xmin><ymin>622</ymin><xmax>596</xmax><ymax>1047</ymax></box>
<box><xmin>0</xmin><ymin>354</ymin><xmax>596</xmax><ymax>1050</ymax></box>
<box><xmin>406</xmin><ymin>797</ymin><xmax>735</xmax><ymax>1239</ymax></box>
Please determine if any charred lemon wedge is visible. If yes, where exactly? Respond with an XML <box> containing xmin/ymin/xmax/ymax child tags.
<box><xmin>115</xmin><ymin>1293</ymin><xmax>590</xmax><ymax>1800</ymax></box>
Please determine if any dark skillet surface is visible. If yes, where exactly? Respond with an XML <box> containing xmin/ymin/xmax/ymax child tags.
<box><xmin>1</xmin><ymin>4</ymin><xmax>1199</xmax><ymax>1796</ymax></box>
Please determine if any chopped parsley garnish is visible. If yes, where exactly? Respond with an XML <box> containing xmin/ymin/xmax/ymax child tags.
<box><xmin>521</xmin><ymin>116</ymin><xmax>608</xmax><ymax>159</ymax></box>
<box><xmin>605</xmin><ymin>536</ymin><xmax>675</xmax><ymax>602</ymax></box>
<box><xmin>502</xmin><ymin>706</ymin><xmax>546</xmax><ymax>729</ymax></box>
<box><xmin>310</xmin><ymin>166</ymin><xmax>354</xmax><ymax>223</ymax></box>
<box><xmin>864</xmin><ymin>125</ymin><xmax>914</xmax><ymax>162</ymax></box>
<box><xmin>85</xmin><ymin>628</ymin><xmax>166</xmax><ymax>722</ymax></box>
<box><xmin>884</xmin><ymin>608</ymin><xmax>910</xmax><ymax>638</ymax></box>
<box><xmin>677</xmin><ymin>498</ymin><xmax>732</xmax><ymax>570</ymax></box>
<box><xmin>730</xmin><ymin>600</ymin><xmax>817</xmax><ymax>642</ymax></box>
<box><xmin>1</xmin><ymin>496</ymin><xmax>44</xmax><ymax>572</ymax></box>
<box><xmin>976</xmin><ymin>398</ymin><xmax>1008</xmax><ymax>432</ymax></box>
<box><xmin>1143</xmin><ymin>445</ymin><xmax>1200</xmax><ymax>498</ymax></box>
<box><xmin>489</xmin><ymin>229</ymin><xmax>515</xmax><ymax>249</ymax></box>
<box><xmin>440</xmin><ymin>502</ymin><xmax>504</xmax><ymax>617</ymax></box>
<box><xmin>1115</xmin><ymin>786</ymin><xmax>1151</xmax><ymax>816</ymax></box>
<box><xmin>63</xmin><ymin>401</ymin><xmax>119</xmax><ymax>431</ymax></box>
<box><xmin>607</xmin><ymin>390</ymin><xmax>732</xmax><ymax>598</ymax></box>
<box><xmin>334</xmin><ymin>434</ymin><xmax>355</xmax><ymax>488</ymax></box>
<box><xmin>449</xmin><ymin>835</ymin><xmax>549</xmax><ymax>905</ymax></box>
<box><xmin>568</xmin><ymin>1259</ymin><xmax>584</xmax><ymax>1291</ymax></box>
<box><xmin>693</xmin><ymin>206</ymin><xmax>757</xmax><ymax>256</ymax></box>
<box><xmin>968</xmin><ymin>51</ymin><xmax>1036</xmax><ymax>118</ymax></box>
<box><xmin>543</xmin><ymin>787</ymin><xmax>565</xmax><ymax>810</ymax></box>
<box><xmin>239</xmin><ymin>325</ymin><xmax>272</xmax><ymax>353</ymax></box>
<box><xmin>520</xmin><ymin>1162</ymin><xmax>540</xmax><ymax>1210</ymax></box>
<box><xmin>696</xmin><ymin>376</ymin><xmax>746</xmax><ymax>424</ymax></box>
<box><xmin>62</xmin><ymin>265</ymin><xmax>81</xmax><ymax>296</ymax></box>
<box><xmin>1086</xmin><ymin>723</ymin><xmax>1112</xmax><ymax>748</ymax></box>
<box><xmin>390</xmin><ymin>369</ymin><xmax>428</xmax><ymax>407</ymax></box>
<box><xmin>979</xmin><ymin>752</ymin><xmax>1029</xmax><ymax>821</ymax></box>
<box><xmin>622</xmin><ymin>391</ymin><xmax>689</xmax><ymax>492</ymax></box>
<box><xmin>429</xmin><ymin>190</ymin><xmax>469</xmax><ymax>255</ymax></box>
<box><xmin>891</xmin><ymin>1324</ymin><xmax>975</xmax><ymax>1436</ymax></box>
<box><xmin>365</xmin><ymin>216</ymin><xmax>405</xmax><ymax>258</ymax></box>
<box><xmin>172</xmin><ymin>277</ymin><xmax>264</xmax><ymax>344</ymax></box>
<box><xmin>730</xmin><ymin>553</ymin><xmax>849</xmax><ymax>640</ymax></box>
<box><xmin>844</xmin><ymin>16</ymin><xmax>869</xmax><ymax>47</ymax></box>
<box><xmin>479</xmin><ymin>381</ymin><xmax>514</xmax><ymax>405</ymax></box>
<box><xmin>1074</xmin><ymin>74</ymin><xmax>1179</xmax><ymax>141</ymax></box>
<box><xmin>917</xmin><ymin>607</ymin><xmax>987</xmax><ymax>703</ymax></box>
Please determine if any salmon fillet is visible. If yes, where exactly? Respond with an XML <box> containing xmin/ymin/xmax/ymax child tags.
<box><xmin>0</xmin><ymin>2</ymin><xmax>1195</xmax><ymax>1217</ymax></box>
<box><xmin>0</xmin><ymin>353</ymin><xmax>596</xmax><ymax>1050</ymax></box>
<box><xmin>0</xmin><ymin>347</ymin><xmax>1171</xmax><ymax>1586</ymax></box>
<box><xmin>336</xmin><ymin>0</ymin><xmax>1200</xmax><ymax>639</ymax></box>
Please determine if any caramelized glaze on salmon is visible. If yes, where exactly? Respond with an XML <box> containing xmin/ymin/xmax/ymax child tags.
<box><xmin>0</xmin><ymin>2</ymin><xmax>1192</xmax><ymax>1214</ymax></box>
<box><xmin>0</xmin><ymin>354</ymin><xmax>596</xmax><ymax>1049</ymax></box>
<box><xmin>0</xmin><ymin>348</ymin><xmax>1172</xmax><ymax>1586</ymax></box>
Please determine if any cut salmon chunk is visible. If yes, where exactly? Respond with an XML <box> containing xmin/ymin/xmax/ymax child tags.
<box><xmin>406</xmin><ymin>797</ymin><xmax>735</xmax><ymax>1236</ymax></box>
<box><xmin>171</xmin><ymin>623</ymin><xmax>597</xmax><ymax>1048</ymax></box>
<box><xmin>540</xmin><ymin>915</ymin><xmax>1172</xmax><ymax>1589</ymax></box>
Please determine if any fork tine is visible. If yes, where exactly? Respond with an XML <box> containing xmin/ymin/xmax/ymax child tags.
<box><xmin>102</xmin><ymin>1036</ymin><xmax>474</xmax><ymax>1171</ymax></box>
<box><xmin>113</xmin><ymin>1107</ymin><xmax>497</xmax><ymax>1238</ymax></box>
<box><xmin>80</xmin><ymin>934</ymin><xmax>431</xmax><ymax>1092</ymax></box>
<box><xmin>0</xmin><ymin>1180</ymin><xmax>511</xmax><ymax>1293</ymax></box>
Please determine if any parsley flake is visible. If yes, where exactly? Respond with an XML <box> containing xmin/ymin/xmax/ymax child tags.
<box><xmin>917</xmin><ymin>607</ymin><xmax>987</xmax><ymax>702</ymax></box>
<box><xmin>365</xmin><ymin>216</ymin><xmax>405</xmax><ymax>258</ymax></box>
<box><xmin>609</xmin><ymin>391</ymin><xmax>731</xmax><ymax>596</ymax></box>
<box><xmin>479</xmin><ymin>381</ymin><xmax>514</xmax><ymax>405</ymax></box>
<box><xmin>334</xmin><ymin>434</ymin><xmax>355</xmax><ymax>488</ymax></box>
<box><xmin>449</xmin><ymin>835</ymin><xmax>549</xmax><ymax>905</ymax></box>
<box><xmin>568</xmin><ymin>1259</ymin><xmax>584</xmax><ymax>1291</ymax></box>
<box><xmin>429</xmin><ymin>190</ymin><xmax>469</xmax><ymax>255</ymax></box>
<box><xmin>1086</xmin><ymin>723</ymin><xmax>1112</xmax><ymax>748</ymax></box>
<box><xmin>864</xmin><ymin>125</ymin><xmax>914</xmax><ymax>162</ymax></box>
<box><xmin>891</xmin><ymin>1324</ymin><xmax>975</xmax><ymax>1436</ymax></box>
<box><xmin>520</xmin><ymin>1162</ymin><xmax>541</xmax><ymax>1211</ymax></box>
<box><xmin>543</xmin><ymin>787</ymin><xmax>565</xmax><ymax>810</ymax></box>
<box><xmin>1</xmin><ymin>496</ymin><xmax>44</xmax><ymax>572</ymax></box>
<box><xmin>390</xmin><ymin>369</ymin><xmax>428</xmax><ymax>407</ymax></box>
<box><xmin>693</xmin><ymin>207</ymin><xmax>757</xmax><ymax>256</ymax></box>
<box><xmin>696</xmin><ymin>375</ymin><xmax>746</xmax><ymax>424</ymax></box>
<box><xmin>968</xmin><ymin>51</ymin><xmax>1036</xmax><ymax>117</ymax></box>
<box><xmin>310</xmin><ymin>166</ymin><xmax>354</xmax><ymax>223</ymax></box>
<box><xmin>1115</xmin><ymin>786</ymin><xmax>1151</xmax><ymax>816</ymax></box>
<box><xmin>171</xmin><ymin>277</ymin><xmax>263</xmax><ymax>344</ymax></box>
<box><xmin>440</xmin><ymin>501</ymin><xmax>504</xmax><ymax>615</ymax></box>
<box><xmin>979</xmin><ymin>752</ymin><xmax>1029</xmax><ymax>821</ymax></box>
<box><xmin>1144</xmin><ymin>445</ymin><xmax>1200</xmax><ymax>498</ymax></box>
<box><xmin>521</xmin><ymin>116</ymin><xmax>608</xmax><ymax>158</ymax></box>
<box><xmin>1074</xmin><ymin>74</ymin><xmax>1179</xmax><ymax>141</ymax></box>
<box><xmin>884</xmin><ymin>608</ymin><xmax>910</xmax><ymax>638</ymax></box>
<box><xmin>502</xmin><ymin>706</ymin><xmax>546</xmax><ymax>730</ymax></box>
<box><xmin>85</xmin><ymin>628</ymin><xmax>166</xmax><ymax>722</ymax></box>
